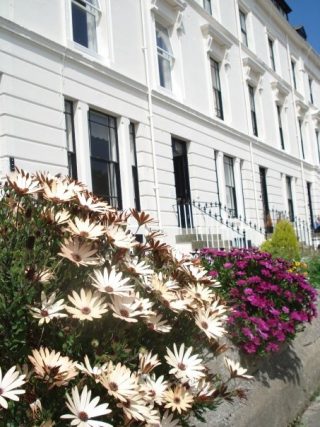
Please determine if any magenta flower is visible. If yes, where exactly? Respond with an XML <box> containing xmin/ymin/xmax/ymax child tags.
<box><xmin>200</xmin><ymin>247</ymin><xmax>317</xmax><ymax>356</ymax></box>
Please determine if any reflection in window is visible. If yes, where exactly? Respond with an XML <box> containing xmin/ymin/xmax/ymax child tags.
<box><xmin>64</xmin><ymin>100</ymin><xmax>78</xmax><ymax>180</ymax></box>
<box><xmin>268</xmin><ymin>38</ymin><xmax>276</xmax><ymax>71</ymax></box>
<box><xmin>286</xmin><ymin>176</ymin><xmax>294</xmax><ymax>222</ymax></box>
<box><xmin>248</xmin><ymin>85</ymin><xmax>258</xmax><ymax>137</ymax></box>
<box><xmin>71</xmin><ymin>0</ymin><xmax>100</xmax><ymax>51</ymax></box>
<box><xmin>129</xmin><ymin>123</ymin><xmax>141</xmax><ymax>211</ymax></box>
<box><xmin>203</xmin><ymin>0</ymin><xmax>212</xmax><ymax>15</ymax></box>
<box><xmin>88</xmin><ymin>110</ymin><xmax>122</xmax><ymax>208</ymax></box>
<box><xmin>156</xmin><ymin>23</ymin><xmax>174</xmax><ymax>90</ymax></box>
<box><xmin>224</xmin><ymin>156</ymin><xmax>237</xmax><ymax>218</ymax></box>
<box><xmin>239</xmin><ymin>10</ymin><xmax>248</xmax><ymax>47</ymax></box>
<box><xmin>210</xmin><ymin>59</ymin><xmax>224</xmax><ymax>120</ymax></box>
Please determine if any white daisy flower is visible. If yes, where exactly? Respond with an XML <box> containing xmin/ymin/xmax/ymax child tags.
<box><xmin>165</xmin><ymin>343</ymin><xmax>205</xmax><ymax>383</ymax></box>
<box><xmin>0</xmin><ymin>366</ymin><xmax>26</xmax><ymax>409</ymax></box>
<box><xmin>138</xmin><ymin>351</ymin><xmax>161</xmax><ymax>375</ymax></box>
<box><xmin>29</xmin><ymin>291</ymin><xmax>67</xmax><ymax>325</ymax></box>
<box><xmin>116</xmin><ymin>395</ymin><xmax>154</xmax><ymax>422</ymax></box>
<box><xmin>146</xmin><ymin>410</ymin><xmax>182</xmax><ymax>427</ymax></box>
<box><xmin>61</xmin><ymin>385</ymin><xmax>112</xmax><ymax>426</ymax></box>
<box><xmin>164</xmin><ymin>385</ymin><xmax>193</xmax><ymax>414</ymax></box>
<box><xmin>90</xmin><ymin>267</ymin><xmax>133</xmax><ymax>296</ymax></box>
<box><xmin>126</xmin><ymin>258</ymin><xmax>153</xmax><ymax>277</ymax></box>
<box><xmin>43</xmin><ymin>179</ymin><xmax>75</xmax><ymax>203</ymax></box>
<box><xmin>100</xmin><ymin>362</ymin><xmax>138</xmax><ymax>402</ymax></box>
<box><xmin>58</xmin><ymin>238</ymin><xmax>99</xmax><ymax>266</ymax></box>
<box><xmin>194</xmin><ymin>308</ymin><xmax>226</xmax><ymax>340</ymax></box>
<box><xmin>77</xmin><ymin>193</ymin><xmax>113</xmax><ymax>213</ymax></box>
<box><xmin>108</xmin><ymin>294</ymin><xmax>142</xmax><ymax>323</ymax></box>
<box><xmin>8</xmin><ymin>171</ymin><xmax>41</xmax><ymax>195</ymax></box>
<box><xmin>66</xmin><ymin>289</ymin><xmax>108</xmax><ymax>321</ymax></box>
<box><xmin>28</xmin><ymin>347</ymin><xmax>77</xmax><ymax>388</ymax></box>
<box><xmin>144</xmin><ymin>313</ymin><xmax>172</xmax><ymax>333</ymax></box>
<box><xmin>186</xmin><ymin>283</ymin><xmax>214</xmax><ymax>303</ymax></box>
<box><xmin>76</xmin><ymin>355</ymin><xmax>108</xmax><ymax>382</ymax></box>
<box><xmin>140</xmin><ymin>374</ymin><xmax>168</xmax><ymax>405</ymax></box>
<box><xmin>224</xmin><ymin>357</ymin><xmax>254</xmax><ymax>380</ymax></box>
<box><xmin>105</xmin><ymin>226</ymin><xmax>137</xmax><ymax>249</ymax></box>
<box><xmin>67</xmin><ymin>217</ymin><xmax>105</xmax><ymax>240</ymax></box>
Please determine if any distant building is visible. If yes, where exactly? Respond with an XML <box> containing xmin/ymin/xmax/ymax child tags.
<box><xmin>0</xmin><ymin>0</ymin><xmax>319</xmax><ymax>249</ymax></box>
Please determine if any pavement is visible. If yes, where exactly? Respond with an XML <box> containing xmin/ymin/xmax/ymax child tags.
<box><xmin>192</xmin><ymin>298</ymin><xmax>320</xmax><ymax>427</ymax></box>
<box><xmin>299</xmin><ymin>394</ymin><xmax>320</xmax><ymax>427</ymax></box>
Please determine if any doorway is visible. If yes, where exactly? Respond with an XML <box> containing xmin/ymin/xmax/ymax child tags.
<box><xmin>259</xmin><ymin>167</ymin><xmax>272</xmax><ymax>232</ymax></box>
<box><xmin>172</xmin><ymin>138</ymin><xmax>193</xmax><ymax>228</ymax></box>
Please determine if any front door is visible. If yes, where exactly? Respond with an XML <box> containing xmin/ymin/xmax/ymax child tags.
<box><xmin>259</xmin><ymin>167</ymin><xmax>272</xmax><ymax>232</ymax></box>
<box><xmin>172</xmin><ymin>138</ymin><xmax>193</xmax><ymax>228</ymax></box>
<box><xmin>307</xmin><ymin>182</ymin><xmax>314</xmax><ymax>230</ymax></box>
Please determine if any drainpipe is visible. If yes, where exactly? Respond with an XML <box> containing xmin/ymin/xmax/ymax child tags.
<box><xmin>285</xmin><ymin>35</ymin><xmax>309</xmax><ymax>224</ymax></box>
<box><xmin>139</xmin><ymin>0</ymin><xmax>162</xmax><ymax>228</ymax></box>
<box><xmin>232</xmin><ymin>0</ymin><xmax>260</xmax><ymax>227</ymax></box>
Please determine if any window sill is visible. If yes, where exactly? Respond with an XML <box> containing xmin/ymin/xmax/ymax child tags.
<box><xmin>68</xmin><ymin>41</ymin><xmax>108</xmax><ymax>66</ymax></box>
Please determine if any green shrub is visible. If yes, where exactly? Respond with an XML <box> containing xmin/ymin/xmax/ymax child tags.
<box><xmin>260</xmin><ymin>219</ymin><xmax>300</xmax><ymax>261</ymax></box>
<box><xmin>306</xmin><ymin>256</ymin><xmax>320</xmax><ymax>289</ymax></box>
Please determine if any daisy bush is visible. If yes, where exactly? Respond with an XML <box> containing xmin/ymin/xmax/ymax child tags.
<box><xmin>0</xmin><ymin>170</ymin><xmax>251</xmax><ymax>426</ymax></box>
<box><xmin>201</xmin><ymin>248</ymin><xmax>318</xmax><ymax>356</ymax></box>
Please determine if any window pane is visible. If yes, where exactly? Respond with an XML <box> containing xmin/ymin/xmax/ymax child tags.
<box><xmin>158</xmin><ymin>56</ymin><xmax>172</xmax><ymax>90</ymax></box>
<box><xmin>72</xmin><ymin>2</ymin><xmax>89</xmax><ymax>48</ymax></box>
<box><xmin>86</xmin><ymin>9</ymin><xmax>97</xmax><ymax>51</ymax></box>
<box><xmin>203</xmin><ymin>0</ymin><xmax>212</xmax><ymax>14</ymax></box>
<box><xmin>90</xmin><ymin>122</ymin><xmax>109</xmax><ymax>160</ymax></box>
<box><xmin>156</xmin><ymin>23</ymin><xmax>172</xmax><ymax>55</ymax></box>
<box><xmin>129</xmin><ymin>124</ymin><xmax>136</xmax><ymax>167</ymax></box>
<box><xmin>109</xmin><ymin>127</ymin><xmax>118</xmax><ymax>162</ymax></box>
<box><xmin>89</xmin><ymin>110</ymin><xmax>121</xmax><ymax>208</ymax></box>
<box><xmin>72</xmin><ymin>0</ymin><xmax>97</xmax><ymax>51</ymax></box>
<box><xmin>64</xmin><ymin>100</ymin><xmax>77</xmax><ymax>180</ymax></box>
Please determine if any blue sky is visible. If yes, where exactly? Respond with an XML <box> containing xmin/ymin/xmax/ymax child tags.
<box><xmin>288</xmin><ymin>0</ymin><xmax>320</xmax><ymax>53</ymax></box>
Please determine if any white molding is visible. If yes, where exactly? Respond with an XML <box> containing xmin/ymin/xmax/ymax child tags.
<box><xmin>201</xmin><ymin>23</ymin><xmax>232</xmax><ymax>57</ymax></box>
<box><xmin>271</xmin><ymin>80</ymin><xmax>290</xmax><ymax>104</ymax></box>
<box><xmin>295</xmin><ymin>98</ymin><xmax>309</xmax><ymax>118</ymax></box>
<box><xmin>242</xmin><ymin>56</ymin><xmax>265</xmax><ymax>86</ymax></box>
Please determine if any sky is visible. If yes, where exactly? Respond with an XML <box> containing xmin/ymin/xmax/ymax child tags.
<box><xmin>288</xmin><ymin>0</ymin><xmax>320</xmax><ymax>53</ymax></box>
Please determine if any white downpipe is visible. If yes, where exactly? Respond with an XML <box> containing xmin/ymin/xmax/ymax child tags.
<box><xmin>140</xmin><ymin>0</ymin><xmax>162</xmax><ymax>228</ymax></box>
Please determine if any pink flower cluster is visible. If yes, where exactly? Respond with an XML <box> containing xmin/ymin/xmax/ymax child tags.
<box><xmin>201</xmin><ymin>248</ymin><xmax>318</xmax><ymax>355</ymax></box>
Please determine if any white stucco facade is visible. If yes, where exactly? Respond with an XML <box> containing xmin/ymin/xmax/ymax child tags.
<box><xmin>0</xmin><ymin>0</ymin><xmax>319</xmax><ymax>246</ymax></box>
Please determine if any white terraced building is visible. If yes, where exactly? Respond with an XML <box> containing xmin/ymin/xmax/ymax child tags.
<box><xmin>0</xmin><ymin>0</ymin><xmax>320</xmax><ymax>250</ymax></box>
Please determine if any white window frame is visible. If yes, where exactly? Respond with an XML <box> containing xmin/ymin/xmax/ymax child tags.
<box><xmin>70</xmin><ymin>0</ymin><xmax>101</xmax><ymax>52</ymax></box>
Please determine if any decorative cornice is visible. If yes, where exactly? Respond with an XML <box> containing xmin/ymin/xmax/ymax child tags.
<box><xmin>295</xmin><ymin>98</ymin><xmax>309</xmax><ymax>118</ymax></box>
<box><xmin>242</xmin><ymin>56</ymin><xmax>265</xmax><ymax>86</ymax></box>
<box><xmin>201</xmin><ymin>23</ymin><xmax>233</xmax><ymax>51</ymax></box>
<box><xmin>271</xmin><ymin>80</ymin><xmax>290</xmax><ymax>104</ymax></box>
<box><xmin>312</xmin><ymin>110</ymin><xmax>320</xmax><ymax>127</ymax></box>
<box><xmin>151</xmin><ymin>0</ymin><xmax>186</xmax><ymax>12</ymax></box>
